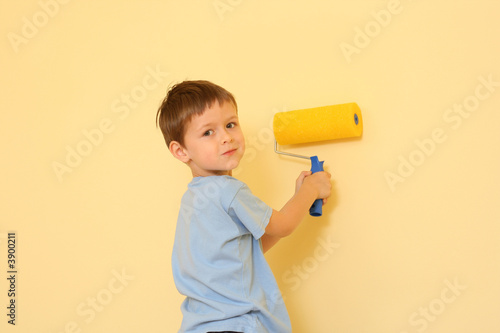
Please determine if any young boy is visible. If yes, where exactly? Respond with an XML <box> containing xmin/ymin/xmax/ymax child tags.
<box><xmin>156</xmin><ymin>80</ymin><xmax>331</xmax><ymax>332</ymax></box>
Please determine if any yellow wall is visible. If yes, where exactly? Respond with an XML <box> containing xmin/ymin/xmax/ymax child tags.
<box><xmin>2</xmin><ymin>1</ymin><xmax>499</xmax><ymax>332</ymax></box>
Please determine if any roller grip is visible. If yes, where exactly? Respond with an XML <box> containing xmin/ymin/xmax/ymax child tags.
<box><xmin>309</xmin><ymin>156</ymin><xmax>324</xmax><ymax>217</ymax></box>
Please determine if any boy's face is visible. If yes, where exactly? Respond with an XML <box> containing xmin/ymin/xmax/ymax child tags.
<box><xmin>171</xmin><ymin>100</ymin><xmax>245</xmax><ymax>177</ymax></box>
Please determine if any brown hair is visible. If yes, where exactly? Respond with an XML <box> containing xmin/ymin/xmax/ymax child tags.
<box><xmin>156</xmin><ymin>80</ymin><xmax>237</xmax><ymax>147</ymax></box>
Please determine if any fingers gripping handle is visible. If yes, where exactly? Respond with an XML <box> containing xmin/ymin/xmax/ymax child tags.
<box><xmin>309</xmin><ymin>156</ymin><xmax>324</xmax><ymax>217</ymax></box>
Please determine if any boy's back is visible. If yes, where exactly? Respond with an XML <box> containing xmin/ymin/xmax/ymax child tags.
<box><xmin>172</xmin><ymin>175</ymin><xmax>290</xmax><ymax>332</ymax></box>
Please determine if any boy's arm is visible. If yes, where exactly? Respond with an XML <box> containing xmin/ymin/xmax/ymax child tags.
<box><xmin>261</xmin><ymin>233</ymin><xmax>281</xmax><ymax>253</ymax></box>
<box><xmin>262</xmin><ymin>171</ymin><xmax>331</xmax><ymax>253</ymax></box>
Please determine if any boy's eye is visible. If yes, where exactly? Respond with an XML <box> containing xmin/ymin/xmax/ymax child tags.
<box><xmin>203</xmin><ymin>130</ymin><xmax>214</xmax><ymax>136</ymax></box>
<box><xmin>226</xmin><ymin>122</ymin><xmax>236</xmax><ymax>129</ymax></box>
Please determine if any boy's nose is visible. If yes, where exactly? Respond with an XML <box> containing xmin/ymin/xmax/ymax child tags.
<box><xmin>221</xmin><ymin>129</ymin><xmax>233</xmax><ymax>144</ymax></box>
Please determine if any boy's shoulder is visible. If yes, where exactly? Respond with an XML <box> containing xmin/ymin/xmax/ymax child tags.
<box><xmin>187</xmin><ymin>176</ymin><xmax>250</xmax><ymax>208</ymax></box>
<box><xmin>189</xmin><ymin>175</ymin><xmax>245</xmax><ymax>189</ymax></box>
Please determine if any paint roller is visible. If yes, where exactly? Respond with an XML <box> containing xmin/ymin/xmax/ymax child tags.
<box><xmin>273</xmin><ymin>103</ymin><xmax>363</xmax><ymax>217</ymax></box>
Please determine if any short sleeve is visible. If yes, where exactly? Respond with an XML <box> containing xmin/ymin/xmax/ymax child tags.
<box><xmin>228</xmin><ymin>184</ymin><xmax>272</xmax><ymax>240</ymax></box>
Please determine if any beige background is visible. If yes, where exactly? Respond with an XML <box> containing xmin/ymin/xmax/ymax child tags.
<box><xmin>1</xmin><ymin>0</ymin><xmax>499</xmax><ymax>332</ymax></box>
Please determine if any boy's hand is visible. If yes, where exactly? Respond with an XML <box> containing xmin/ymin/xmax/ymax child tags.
<box><xmin>265</xmin><ymin>170</ymin><xmax>333</xmax><ymax>242</ymax></box>
<box><xmin>295</xmin><ymin>170</ymin><xmax>332</xmax><ymax>205</ymax></box>
<box><xmin>295</xmin><ymin>171</ymin><xmax>312</xmax><ymax>194</ymax></box>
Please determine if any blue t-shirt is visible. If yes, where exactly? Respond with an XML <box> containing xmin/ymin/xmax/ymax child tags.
<box><xmin>172</xmin><ymin>176</ymin><xmax>291</xmax><ymax>333</ymax></box>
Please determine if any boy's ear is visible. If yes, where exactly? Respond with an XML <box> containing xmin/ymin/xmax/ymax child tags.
<box><xmin>169</xmin><ymin>141</ymin><xmax>190</xmax><ymax>163</ymax></box>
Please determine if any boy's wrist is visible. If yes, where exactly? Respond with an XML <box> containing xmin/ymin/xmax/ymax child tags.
<box><xmin>301</xmin><ymin>178</ymin><xmax>319</xmax><ymax>196</ymax></box>
<box><xmin>295</xmin><ymin>180</ymin><xmax>319</xmax><ymax>206</ymax></box>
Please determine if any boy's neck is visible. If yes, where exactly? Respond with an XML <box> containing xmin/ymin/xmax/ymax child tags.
<box><xmin>191</xmin><ymin>170</ymin><xmax>232</xmax><ymax>178</ymax></box>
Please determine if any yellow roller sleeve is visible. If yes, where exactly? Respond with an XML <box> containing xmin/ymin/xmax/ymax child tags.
<box><xmin>273</xmin><ymin>103</ymin><xmax>363</xmax><ymax>145</ymax></box>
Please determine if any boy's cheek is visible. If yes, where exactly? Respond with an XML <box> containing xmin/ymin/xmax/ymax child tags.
<box><xmin>239</xmin><ymin>142</ymin><xmax>246</xmax><ymax>156</ymax></box>
<box><xmin>201</xmin><ymin>150</ymin><xmax>217</xmax><ymax>165</ymax></box>
<box><xmin>238</xmin><ymin>134</ymin><xmax>246</xmax><ymax>151</ymax></box>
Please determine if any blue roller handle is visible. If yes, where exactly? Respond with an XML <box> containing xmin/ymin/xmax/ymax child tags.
<box><xmin>309</xmin><ymin>156</ymin><xmax>324</xmax><ymax>217</ymax></box>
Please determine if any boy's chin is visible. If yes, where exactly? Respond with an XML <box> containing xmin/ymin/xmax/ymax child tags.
<box><xmin>220</xmin><ymin>159</ymin><xmax>240</xmax><ymax>171</ymax></box>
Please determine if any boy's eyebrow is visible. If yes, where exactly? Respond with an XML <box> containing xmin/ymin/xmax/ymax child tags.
<box><xmin>226</xmin><ymin>114</ymin><xmax>239</xmax><ymax>122</ymax></box>
<box><xmin>193</xmin><ymin>122</ymin><xmax>212</xmax><ymax>132</ymax></box>
<box><xmin>195</xmin><ymin>114</ymin><xmax>239</xmax><ymax>131</ymax></box>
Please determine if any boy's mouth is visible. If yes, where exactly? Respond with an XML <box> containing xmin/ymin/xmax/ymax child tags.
<box><xmin>222</xmin><ymin>148</ymin><xmax>238</xmax><ymax>156</ymax></box>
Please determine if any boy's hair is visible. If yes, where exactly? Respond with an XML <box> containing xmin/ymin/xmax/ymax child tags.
<box><xmin>156</xmin><ymin>80</ymin><xmax>237</xmax><ymax>147</ymax></box>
